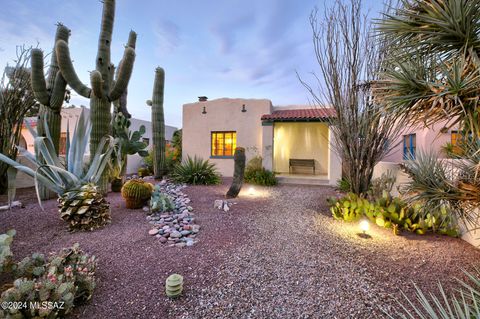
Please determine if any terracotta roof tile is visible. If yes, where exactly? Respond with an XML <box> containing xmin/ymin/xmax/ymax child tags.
<box><xmin>261</xmin><ymin>108</ymin><xmax>335</xmax><ymax>121</ymax></box>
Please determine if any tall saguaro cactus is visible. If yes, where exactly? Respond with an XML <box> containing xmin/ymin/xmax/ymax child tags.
<box><xmin>31</xmin><ymin>23</ymin><xmax>71</xmax><ymax>199</ymax></box>
<box><xmin>147</xmin><ymin>67</ymin><xmax>166</xmax><ymax>179</ymax></box>
<box><xmin>55</xmin><ymin>0</ymin><xmax>136</xmax><ymax>193</ymax></box>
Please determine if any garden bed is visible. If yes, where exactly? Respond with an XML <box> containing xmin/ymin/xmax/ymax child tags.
<box><xmin>1</xmin><ymin>179</ymin><xmax>479</xmax><ymax>318</ymax></box>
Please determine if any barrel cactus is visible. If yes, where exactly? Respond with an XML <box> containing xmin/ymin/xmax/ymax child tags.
<box><xmin>55</xmin><ymin>0</ymin><xmax>137</xmax><ymax>193</ymax></box>
<box><xmin>147</xmin><ymin>67</ymin><xmax>166</xmax><ymax>179</ymax></box>
<box><xmin>165</xmin><ymin>274</ymin><xmax>183</xmax><ymax>298</ymax></box>
<box><xmin>121</xmin><ymin>179</ymin><xmax>153</xmax><ymax>209</ymax></box>
<box><xmin>31</xmin><ymin>23</ymin><xmax>70</xmax><ymax>199</ymax></box>
<box><xmin>226</xmin><ymin>147</ymin><xmax>246</xmax><ymax>198</ymax></box>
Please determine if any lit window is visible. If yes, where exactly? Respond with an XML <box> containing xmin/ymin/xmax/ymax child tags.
<box><xmin>211</xmin><ymin>131</ymin><xmax>236</xmax><ymax>157</ymax></box>
<box><xmin>403</xmin><ymin>134</ymin><xmax>416</xmax><ymax>160</ymax></box>
<box><xmin>59</xmin><ymin>132</ymin><xmax>67</xmax><ymax>155</ymax></box>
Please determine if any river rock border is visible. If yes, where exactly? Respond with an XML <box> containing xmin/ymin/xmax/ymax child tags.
<box><xmin>146</xmin><ymin>180</ymin><xmax>200</xmax><ymax>248</ymax></box>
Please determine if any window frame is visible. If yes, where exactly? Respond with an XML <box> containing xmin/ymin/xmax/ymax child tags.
<box><xmin>403</xmin><ymin>133</ymin><xmax>416</xmax><ymax>160</ymax></box>
<box><xmin>210</xmin><ymin>131</ymin><xmax>237</xmax><ymax>159</ymax></box>
<box><xmin>59</xmin><ymin>132</ymin><xmax>68</xmax><ymax>156</ymax></box>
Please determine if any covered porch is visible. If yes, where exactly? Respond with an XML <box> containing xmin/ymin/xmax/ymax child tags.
<box><xmin>260</xmin><ymin>108</ymin><xmax>341</xmax><ymax>186</ymax></box>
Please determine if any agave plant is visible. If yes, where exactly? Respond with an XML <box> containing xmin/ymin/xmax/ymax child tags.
<box><xmin>171</xmin><ymin>156</ymin><xmax>220</xmax><ymax>185</ymax></box>
<box><xmin>0</xmin><ymin>107</ymin><xmax>113</xmax><ymax>231</ymax></box>
<box><xmin>388</xmin><ymin>267</ymin><xmax>480</xmax><ymax>318</ymax></box>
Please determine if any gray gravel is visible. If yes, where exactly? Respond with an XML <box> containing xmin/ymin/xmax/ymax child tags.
<box><xmin>169</xmin><ymin>184</ymin><xmax>480</xmax><ymax>319</ymax></box>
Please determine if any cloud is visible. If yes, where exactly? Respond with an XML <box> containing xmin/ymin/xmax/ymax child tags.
<box><xmin>152</xmin><ymin>19</ymin><xmax>181</xmax><ymax>56</ymax></box>
<box><xmin>206</xmin><ymin>0</ymin><xmax>315</xmax><ymax>86</ymax></box>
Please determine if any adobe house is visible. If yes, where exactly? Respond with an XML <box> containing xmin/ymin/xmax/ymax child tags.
<box><xmin>182</xmin><ymin>97</ymin><xmax>342</xmax><ymax>185</ymax></box>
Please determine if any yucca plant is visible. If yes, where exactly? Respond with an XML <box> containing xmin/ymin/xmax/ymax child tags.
<box><xmin>376</xmin><ymin>0</ymin><xmax>480</xmax><ymax>131</ymax></box>
<box><xmin>387</xmin><ymin>267</ymin><xmax>480</xmax><ymax>318</ymax></box>
<box><xmin>171</xmin><ymin>156</ymin><xmax>220</xmax><ymax>185</ymax></box>
<box><xmin>0</xmin><ymin>107</ymin><xmax>113</xmax><ymax>231</ymax></box>
<box><xmin>400</xmin><ymin>149</ymin><xmax>480</xmax><ymax>228</ymax></box>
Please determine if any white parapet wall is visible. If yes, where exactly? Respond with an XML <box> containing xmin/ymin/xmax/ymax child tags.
<box><xmin>373</xmin><ymin>161</ymin><xmax>480</xmax><ymax>248</ymax></box>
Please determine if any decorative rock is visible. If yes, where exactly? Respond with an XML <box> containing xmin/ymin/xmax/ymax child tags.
<box><xmin>149</xmin><ymin>228</ymin><xmax>159</xmax><ymax>236</ymax></box>
<box><xmin>214</xmin><ymin>199</ymin><xmax>223</xmax><ymax>210</ymax></box>
<box><xmin>170</xmin><ymin>231</ymin><xmax>182</xmax><ymax>238</ymax></box>
<box><xmin>146</xmin><ymin>180</ymin><xmax>200</xmax><ymax>247</ymax></box>
<box><xmin>143</xmin><ymin>206</ymin><xmax>149</xmax><ymax>212</ymax></box>
<box><xmin>223</xmin><ymin>202</ymin><xmax>230</xmax><ymax>212</ymax></box>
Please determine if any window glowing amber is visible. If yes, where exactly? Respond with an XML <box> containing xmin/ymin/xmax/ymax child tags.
<box><xmin>211</xmin><ymin>131</ymin><xmax>237</xmax><ymax>157</ymax></box>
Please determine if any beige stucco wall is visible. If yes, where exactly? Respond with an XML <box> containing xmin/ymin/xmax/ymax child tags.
<box><xmin>182</xmin><ymin>98</ymin><xmax>273</xmax><ymax>176</ymax></box>
<box><xmin>273</xmin><ymin>122</ymin><xmax>329</xmax><ymax>175</ymax></box>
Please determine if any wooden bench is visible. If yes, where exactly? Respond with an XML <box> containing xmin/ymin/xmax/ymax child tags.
<box><xmin>289</xmin><ymin>159</ymin><xmax>315</xmax><ymax>175</ymax></box>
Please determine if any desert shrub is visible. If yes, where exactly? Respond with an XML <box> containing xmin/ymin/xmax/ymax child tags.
<box><xmin>368</xmin><ymin>170</ymin><xmax>396</xmax><ymax>199</ymax></box>
<box><xmin>138</xmin><ymin>166</ymin><xmax>150</xmax><ymax>177</ymax></box>
<box><xmin>328</xmin><ymin>192</ymin><xmax>459</xmax><ymax>236</ymax></box>
<box><xmin>244</xmin><ymin>168</ymin><xmax>277</xmax><ymax>186</ymax></box>
<box><xmin>171</xmin><ymin>156</ymin><xmax>220</xmax><ymax>185</ymax></box>
<box><xmin>336</xmin><ymin>178</ymin><xmax>351</xmax><ymax>192</ymax></box>
<box><xmin>244</xmin><ymin>156</ymin><xmax>277</xmax><ymax>186</ymax></box>
<box><xmin>142</xmin><ymin>141</ymin><xmax>181</xmax><ymax>176</ymax></box>
<box><xmin>165</xmin><ymin>142</ymin><xmax>181</xmax><ymax>173</ymax></box>
<box><xmin>150</xmin><ymin>185</ymin><xmax>175</xmax><ymax>214</ymax></box>
<box><xmin>0</xmin><ymin>232</ymin><xmax>97</xmax><ymax>318</ymax></box>
<box><xmin>142</xmin><ymin>151</ymin><xmax>154</xmax><ymax>174</ymax></box>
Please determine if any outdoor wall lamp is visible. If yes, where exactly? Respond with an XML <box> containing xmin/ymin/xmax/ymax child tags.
<box><xmin>241</xmin><ymin>104</ymin><xmax>247</xmax><ymax>112</ymax></box>
<box><xmin>202</xmin><ymin>106</ymin><xmax>207</xmax><ymax>114</ymax></box>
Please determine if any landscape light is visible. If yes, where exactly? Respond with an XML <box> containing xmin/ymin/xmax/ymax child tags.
<box><xmin>248</xmin><ymin>187</ymin><xmax>255</xmax><ymax>195</ymax></box>
<box><xmin>360</xmin><ymin>219</ymin><xmax>369</xmax><ymax>234</ymax></box>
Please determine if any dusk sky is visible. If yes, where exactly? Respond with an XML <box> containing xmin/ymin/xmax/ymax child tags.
<box><xmin>0</xmin><ymin>0</ymin><xmax>384</xmax><ymax>128</ymax></box>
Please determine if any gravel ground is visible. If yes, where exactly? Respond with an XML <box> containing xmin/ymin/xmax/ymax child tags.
<box><xmin>1</xmin><ymin>180</ymin><xmax>480</xmax><ymax>318</ymax></box>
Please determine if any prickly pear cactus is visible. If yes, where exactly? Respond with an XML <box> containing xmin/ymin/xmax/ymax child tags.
<box><xmin>0</xmin><ymin>229</ymin><xmax>15</xmax><ymax>273</ymax></box>
<box><xmin>226</xmin><ymin>147</ymin><xmax>246</xmax><ymax>198</ymax></box>
<box><xmin>55</xmin><ymin>0</ymin><xmax>137</xmax><ymax>193</ymax></box>
<box><xmin>165</xmin><ymin>273</ymin><xmax>183</xmax><ymax>298</ymax></box>
<box><xmin>147</xmin><ymin>67</ymin><xmax>166</xmax><ymax>179</ymax></box>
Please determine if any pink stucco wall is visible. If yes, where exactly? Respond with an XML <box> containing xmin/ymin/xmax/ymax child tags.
<box><xmin>382</xmin><ymin>120</ymin><xmax>456</xmax><ymax>162</ymax></box>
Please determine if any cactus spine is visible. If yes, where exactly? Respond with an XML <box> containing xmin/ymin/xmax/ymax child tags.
<box><xmin>226</xmin><ymin>147</ymin><xmax>246</xmax><ymax>198</ymax></box>
<box><xmin>148</xmin><ymin>67</ymin><xmax>166</xmax><ymax>179</ymax></box>
<box><xmin>55</xmin><ymin>0</ymin><xmax>136</xmax><ymax>193</ymax></box>
<box><xmin>30</xmin><ymin>24</ymin><xmax>70</xmax><ymax>199</ymax></box>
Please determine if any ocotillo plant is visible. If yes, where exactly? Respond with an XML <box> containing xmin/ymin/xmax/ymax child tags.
<box><xmin>55</xmin><ymin>0</ymin><xmax>136</xmax><ymax>193</ymax></box>
<box><xmin>226</xmin><ymin>147</ymin><xmax>246</xmax><ymax>198</ymax></box>
<box><xmin>31</xmin><ymin>23</ymin><xmax>70</xmax><ymax>199</ymax></box>
<box><xmin>147</xmin><ymin>67</ymin><xmax>166</xmax><ymax>179</ymax></box>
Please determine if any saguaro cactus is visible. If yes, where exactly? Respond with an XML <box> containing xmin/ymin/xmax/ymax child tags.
<box><xmin>147</xmin><ymin>67</ymin><xmax>166</xmax><ymax>179</ymax></box>
<box><xmin>31</xmin><ymin>23</ymin><xmax>70</xmax><ymax>199</ymax></box>
<box><xmin>55</xmin><ymin>0</ymin><xmax>136</xmax><ymax>193</ymax></box>
<box><xmin>226</xmin><ymin>147</ymin><xmax>246</xmax><ymax>198</ymax></box>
